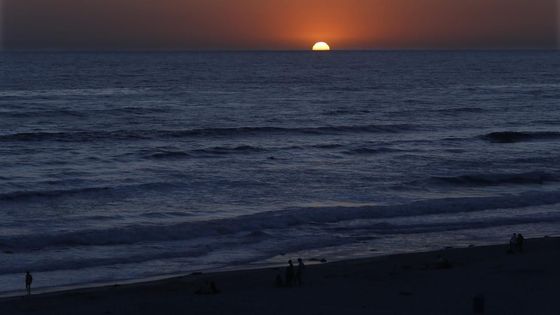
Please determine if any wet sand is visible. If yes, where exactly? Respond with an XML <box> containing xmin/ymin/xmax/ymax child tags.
<box><xmin>1</xmin><ymin>237</ymin><xmax>559</xmax><ymax>315</ymax></box>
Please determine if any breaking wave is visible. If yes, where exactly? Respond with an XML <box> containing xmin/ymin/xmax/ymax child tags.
<box><xmin>430</xmin><ymin>171</ymin><xmax>558</xmax><ymax>186</ymax></box>
<box><xmin>481</xmin><ymin>131</ymin><xmax>560</xmax><ymax>143</ymax></box>
<box><xmin>3</xmin><ymin>189</ymin><xmax>560</xmax><ymax>251</ymax></box>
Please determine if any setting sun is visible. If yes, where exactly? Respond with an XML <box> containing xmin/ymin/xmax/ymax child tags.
<box><xmin>312</xmin><ymin>42</ymin><xmax>331</xmax><ymax>51</ymax></box>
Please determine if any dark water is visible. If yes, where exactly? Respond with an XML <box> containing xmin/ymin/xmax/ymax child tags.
<box><xmin>1</xmin><ymin>51</ymin><xmax>560</xmax><ymax>293</ymax></box>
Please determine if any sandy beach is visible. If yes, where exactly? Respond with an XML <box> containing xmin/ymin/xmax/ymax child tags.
<box><xmin>1</xmin><ymin>236</ymin><xmax>558</xmax><ymax>315</ymax></box>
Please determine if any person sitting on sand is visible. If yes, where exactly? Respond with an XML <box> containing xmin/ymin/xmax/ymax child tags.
<box><xmin>516</xmin><ymin>233</ymin><xmax>525</xmax><ymax>253</ymax></box>
<box><xmin>295</xmin><ymin>258</ymin><xmax>305</xmax><ymax>286</ymax></box>
<box><xmin>209</xmin><ymin>281</ymin><xmax>220</xmax><ymax>294</ymax></box>
<box><xmin>436</xmin><ymin>255</ymin><xmax>452</xmax><ymax>269</ymax></box>
<box><xmin>286</xmin><ymin>260</ymin><xmax>295</xmax><ymax>287</ymax></box>
<box><xmin>25</xmin><ymin>271</ymin><xmax>33</xmax><ymax>295</ymax></box>
<box><xmin>195</xmin><ymin>280</ymin><xmax>220</xmax><ymax>295</ymax></box>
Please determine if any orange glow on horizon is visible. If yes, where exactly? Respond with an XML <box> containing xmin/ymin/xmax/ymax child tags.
<box><xmin>2</xmin><ymin>0</ymin><xmax>558</xmax><ymax>50</ymax></box>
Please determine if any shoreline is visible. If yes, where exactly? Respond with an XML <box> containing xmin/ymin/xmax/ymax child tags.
<box><xmin>0</xmin><ymin>236</ymin><xmax>525</xmax><ymax>299</ymax></box>
<box><xmin>1</xmin><ymin>236</ymin><xmax>558</xmax><ymax>314</ymax></box>
<box><xmin>0</xmin><ymin>234</ymin><xmax>538</xmax><ymax>299</ymax></box>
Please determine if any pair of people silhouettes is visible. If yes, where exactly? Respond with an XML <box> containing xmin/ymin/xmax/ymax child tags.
<box><xmin>508</xmin><ymin>233</ymin><xmax>525</xmax><ymax>253</ymax></box>
<box><xmin>515</xmin><ymin>233</ymin><xmax>524</xmax><ymax>252</ymax></box>
<box><xmin>285</xmin><ymin>258</ymin><xmax>305</xmax><ymax>287</ymax></box>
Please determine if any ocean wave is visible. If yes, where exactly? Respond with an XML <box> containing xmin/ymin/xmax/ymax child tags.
<box><xmin>343</xmin><ymin>147</ymin><xmax>404</xmax><ymax>155</ymax></box>
<box><xmin>0</xmin><ymin>109</ymin><xmax>86</xmax><ymax>118</ymax></box>
<box><xmin>4</xmin><ymin>189</ymin><xmax>560</xmax><ymax>251</ymax></box>
<box><xmin>0</xmin><ymin>182</ymin><xmax>182</xmax><ymax>203</ymax></box>
<box><xmin>481</xmin><ymin>131</ymin><xmax>560</xmax><ymax>143</ymax></box>
<box><xmin>323</xmin><ymin>109</ymin><xmax>371</xmax><ymax>116</ymax></box>
<box><xmin>192</xmin><ymin>145</ymin><xmax>267</xmax><ymax>155</ymax></box>
<box><xmin>434</xmin><ymin>107</ymin><xmax>485</xmax><ymax>114</ymax></box>
<box><xmin>3</xmin><ymin>211</ymin><xmax>558</xmax><ymax>276</ymax></box>
<box><xmin>143</xmin><ymin>145</ymin><xmax>269</xmax><ymax>159</ymax></box>
<box><xmin>0</xmin><ymin>230</ymin><xmax>336</xmax><ymax>276</ymax></box>
<box><xmin>531</xmin><ymin>119</ymin><xmax>560</xmax><ymax>126</ymax></box>
<box><xmin>0</xmin><ymin>88</ymin><xmax>143</xmax><ymax>98</ymax></box>
<box><xmin>430</xmin><ymin>171</ymin><xmax>557</xmax><ymax>186</ymax></box>
<box><xmin>0</xmin><ymin>246</ymin><xmax>214</xmax><ymax>275</ymax></box>
<box><xmin>0</xmin><ymin>124</ymin><xmax>416</xmax><ymax>143</ymax></box>
<box><xmin>343</xmin><ymin>214</ymin><xmax>560</xmax><ymax>236</ymax></box>
<box><xmin>0</xmin><ymin>187</ymin><xmax>113</xmax><ymax>202</ymax></box>
<box><xmin>146</xmin><ymin>150</ymin><xmax>191</xmax><ymax>160</ymax></box>
<box><xmin>0</xmin><ymin>106</ymin><xmax>173</xmax><ymax>119</ymax></box>
<box><xmin>0</xmin><ymin>130</ymin><xmax>148</xmax><ymax>142</ymax></box>
<box><xmin>476</xmin><ymin>83</ymin><xmax>560</xmax><ymax>90</ymax></box>
<box><xmin>312</xmin><ymin>143</ymin><xmax>344</xmax><ymax>149</ymax></box>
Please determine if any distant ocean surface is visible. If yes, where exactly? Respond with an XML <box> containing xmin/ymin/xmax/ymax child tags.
<box><xmin>1</xmin><ymin>51</ymin><xmax>559</xmax><ymax>294</ymax></box>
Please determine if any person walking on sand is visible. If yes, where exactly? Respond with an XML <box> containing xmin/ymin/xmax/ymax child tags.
<box><xmin>25</xmin><ymin>271</ymin><xmax>33</xmax><ymax>295</ymax></box>
<box><xmin>286</xmin><ymin>260</ymin><xmax>295</xmax><ymax>287</ymax></box>
<box><xmin>295</xmin><ymin>258</ymin><xmax>305</xmax><ymax>286</ymax></box>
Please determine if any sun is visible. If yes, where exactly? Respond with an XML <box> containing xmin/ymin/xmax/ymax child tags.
<box><xmin>312</xmin><ymin>42</ymin><xmax>331</xmax><ymax>51</ymax></box>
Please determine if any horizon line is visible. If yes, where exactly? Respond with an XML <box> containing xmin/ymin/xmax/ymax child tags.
<box><xmin>1</xmin><ymin>48</ymin><xmax>559</xmax><ymax>53</ymax></box>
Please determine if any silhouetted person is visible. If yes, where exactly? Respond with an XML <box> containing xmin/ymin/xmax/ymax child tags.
<box><xmin>285</xmin><ymin>260</ymin><xmax>295</xmax><ymax>287</ymax></box>
<box><xmin>435</xmin><ymin>255</ymin><xmax>452</xmax><ymax>269</ymax></box>
<box><xmin>508</xmin><ymin>233</ymin><xmax>517</xmax><ymax>253</ymax></box>
<box><xmin>210</xmin><ymin>281</ymin><xmax>220</xmax><ymax>294</ymax></box>
<box><xmin>195</xmin><ymin>280</ymin><xmax>220</xmax><ymax>295</ymax></box>
<box><xmin>25</xmin><ymin>271</ymin><xmax>33</xmax><ymax>295</ymax></box>
<box><xmin>295</xmin><ymin>258</ymin><xmax>305</xmax><ymax>286</ymax></box>
<box><xmin>516</xmin><ymin>233</ymin><xmax>525</xmax><ymax>253</ymax></box>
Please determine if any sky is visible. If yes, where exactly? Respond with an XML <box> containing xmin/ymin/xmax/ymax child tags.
<box><xmin>1</xmin><ymin>0</ymin><xmax>559</xmax><ymax>50</ymax></box>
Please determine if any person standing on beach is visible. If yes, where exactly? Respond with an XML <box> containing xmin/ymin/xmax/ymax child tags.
<box><xmin>516</xmin><ymin>233</ymin><xmax>525</xmax><ymax>253</ymax></box>
<box><xmin>25</xmin><ymin>271</ymin><xmax>33</xmax><ymax>295</ymax></box>
<box><xmin>295</xmin><ymin>258</ymin><xmax>305</xmax><ymax>286</ymax></box>
<box><xmin>286</xmin><ymin>260</ymin><xmax>295</xmax><ymax>287</ymax></box>
<box><xmin>509</xmin><ymin>233</ymin><xmax>517</xmax><ymax>253</ymax></box>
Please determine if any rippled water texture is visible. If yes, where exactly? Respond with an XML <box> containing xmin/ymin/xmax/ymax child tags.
<box><xmin>1</xmin><ymin>51</ymin><xmax>559</xmax><ymax>293</ymax></box>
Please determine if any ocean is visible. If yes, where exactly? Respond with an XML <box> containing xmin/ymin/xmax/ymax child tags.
<box><xmin>1</xmin><ymin>51</ymin><xmax>559</xmax><ymax>294</ymax></box>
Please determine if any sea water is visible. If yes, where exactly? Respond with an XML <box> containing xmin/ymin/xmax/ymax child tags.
<box><xmin>1</xmin><ymin>51</ymin><xmax>559</xmax><ymax>294</ymax></box>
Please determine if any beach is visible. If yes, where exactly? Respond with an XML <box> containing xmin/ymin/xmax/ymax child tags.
<box><xmin>3</xmin><ymin>4</ymin><xmax>559</xmax><ymax>314</ymax></box>
<box><xmin>1</xmin><ymin>236</ymin><xmax>558</xmax><ymax>315</ymax></box>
